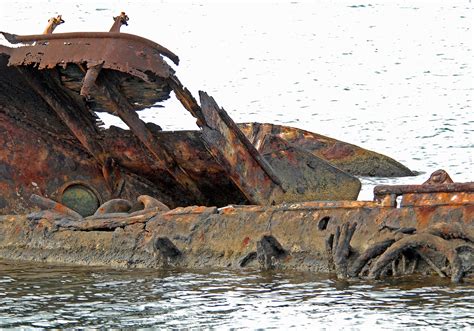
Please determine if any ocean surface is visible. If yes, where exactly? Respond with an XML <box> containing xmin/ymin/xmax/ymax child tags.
<box><xmin>1</xmin><ymin>259</ymin><xmax>473</xmax><ymax>329</ymax></box>
<box><xmin>0</xmin><ymin>0</ymin><xmax>473</xmax><ymax>328</ymax></box>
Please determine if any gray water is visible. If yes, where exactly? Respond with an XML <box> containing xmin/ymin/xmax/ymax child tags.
<box><xmin>1</xmin><ymin>259</ymin><xmax>473</xmax><ymax>329</ymax></box>
<box><xmin>0</xmin><ymin>0</ymin><xmax>473</xmax><ymax>328</ymax></box>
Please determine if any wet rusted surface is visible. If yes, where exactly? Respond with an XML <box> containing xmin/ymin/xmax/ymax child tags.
<box><xmin>199</xmin><ymin>91</ymin><xmax>284</xmax><ymax>204</ymax></box>
<box><xmin>374</xmin><ymin>181</ymin><xmax>474</xmax><ymax>207</ymax></box>
<box><xmin>0</xmin><ymin>174</ymin><xmax>471</xmax><ymax>282</ymax></box>
<box><xmin>239</xmin><ymin>123</ymin><xmax>415</xmax><ymax>177</ymax></box>
<box><xmin>0</xmin><ymin>16</ymin><xmax>470</xmax><ymax>287</ymax></box>
<box><xmin>258</xmin><ymin>134</ymin><xmax>361</xmax><ymax>201</ymax></box>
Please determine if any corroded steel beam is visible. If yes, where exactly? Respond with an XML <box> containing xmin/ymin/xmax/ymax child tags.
<box><xmin>374</xmin><ymin>182</ymin><xmax>474</xmax><ymax>208</ymax></box>
<box><xmin>81</xmin><ymin>12</ymin><xmax>130</xmax><ymax>99</ymax></box>
<box><xmin>168</xmin><ymin>75</ymin><xmax>205</xmax><ymax>124</ymax></box>
<box><xmin>96</xmin><ymin>72</ymin><xmax>207</xmax><ymax>204</ymax></box>
<box><xmin>199</xmin><ymin>91</ymin><xmax>284</xmax><ymax>204</ymax></box>
<box><xmin>374</xmin><ymin>182</ymin><xmax>474</xmax><ymax>196</ymax></box>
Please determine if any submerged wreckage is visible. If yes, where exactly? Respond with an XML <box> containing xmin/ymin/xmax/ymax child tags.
<box><xmin>0</xmin><ymin>14</ymin><xmax>472</xmax><ymax>283</ymax></box>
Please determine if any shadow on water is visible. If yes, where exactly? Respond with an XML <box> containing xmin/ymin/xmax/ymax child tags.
<box><xmin>1</xmin><ymin>259</ymin><xmax>473</xmax><ymax>329</ymax></box>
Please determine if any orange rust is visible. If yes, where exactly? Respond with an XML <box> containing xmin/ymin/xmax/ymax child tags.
<box><xmin>220</xmin><ymin>206</ymin><xmax>236</xmax><ymax>215</ymax></box>
<box><xmin>192</xmin><ymin>206</ymin><xmax>208</xmax><ymax>213</ymax></box>
<box><xmin>241</xmin><ymin>236</ymin><xmax>251</xmax><ymax>249</ymax></box>
<box><xmin>415</xmin><ymin>206</ymin><xmax>438</xmax><ymax>229</ymax></box>
<box><xmin>284</xmin><ymin>200</ymin><xmax>382</xmax><ymax>210</ymax></box>
<box><xmin>464</xmin><ymin>205</ymin><xmax>474</xmax><ymax>224</ymax></box>
<box><xmin>402</xmin><ymin>192</ymin><xmax>473</xmax><ymax>207</ymax></box>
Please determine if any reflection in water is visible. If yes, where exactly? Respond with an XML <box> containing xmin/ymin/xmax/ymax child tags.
<box><xmin>0</xmin><ymin>259</ymin><xmax>472</xmax><ymax>329</ymax></box>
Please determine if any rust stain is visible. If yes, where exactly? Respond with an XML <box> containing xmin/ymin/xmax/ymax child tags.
<box><xmin>415</xmin><ymin>206</ymin><xmax>437</xmax><ymax>229</ymax></box>
<box><xmin>241</xmin><ymin>236</ymin><xmax>251</xmax><ymax>249</ymax></box>
<box><xmin>321</xmin><ymin>142</ymin><xmax>355</xmax><ymax>160</ymax></box>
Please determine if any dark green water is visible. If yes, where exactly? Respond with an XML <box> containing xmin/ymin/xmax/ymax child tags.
<box><xmin>0</xmin><ymin>259</ymin><xmax>473</xmax><ymax>329</ymax></box>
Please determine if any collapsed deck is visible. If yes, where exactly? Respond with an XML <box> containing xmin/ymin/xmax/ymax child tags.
<box><xmin>0</xmin><ymin>16</ymin><xmax>413</xmax><ymax>216</ymax></box>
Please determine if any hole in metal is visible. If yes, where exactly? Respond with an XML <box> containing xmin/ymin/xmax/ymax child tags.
<box><xmin>318</xmin><ymin>216</ymin><xmax>331</xmax><ymax>230</ymax></box>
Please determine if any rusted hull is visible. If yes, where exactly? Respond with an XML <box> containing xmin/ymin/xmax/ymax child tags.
<box><xmin>0</xmin><ymin>86</ymin><xmax>406</xmax><ymax>215</ymax></box>
<box><xmin>1</xmin><ymin>22</ymin><xmax>470</xmax><ymax>284</ymax></box>
<box><xmin>0</xmin><ymin>193</ymin><xmax>472</xmax><ymax>282</ymax></box>
<box><xmin>0</xmin><ymin>31</ymin><xmax>414</xmax><ymax>214</ymax></box>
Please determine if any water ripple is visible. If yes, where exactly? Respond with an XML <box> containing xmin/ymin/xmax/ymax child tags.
<box><xmin>0</xmin><ymin>260</ymin><xmax>473</xmax><ymax>328</ymax></box>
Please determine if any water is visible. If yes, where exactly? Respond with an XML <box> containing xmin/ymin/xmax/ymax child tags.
<box><xmin>0</xmin><ymin>259</ymin><xmax>473</xmax><ymax>329</ymax></box>
<box><xmin>0</xmin><ymin>0</ymin><xmax>473</xmax><ymax>328</ymax></box>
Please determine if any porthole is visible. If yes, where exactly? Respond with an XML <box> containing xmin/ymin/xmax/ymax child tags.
<box><xmin>59</xmin><ymin>182</ymin><xmax>101</xmax><ymax>217</ymax></box>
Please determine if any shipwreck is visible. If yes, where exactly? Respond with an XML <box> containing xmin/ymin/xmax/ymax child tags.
<box><xmin>0</xmin><ymin>14</ymin><xmax>472</xmax><ymax>283</ymax></box>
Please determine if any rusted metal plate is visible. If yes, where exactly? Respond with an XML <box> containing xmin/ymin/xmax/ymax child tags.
<box><xmin>1</xmin><ymin>32</ymin><xmax>177</xmax><ymax>81</ymax></box>
<box><xmin>199</xmin><ymin>91</ymin><xmax>284</xmax><ymax>205</ymax></box>
<box><xmin>239</xmin><ymin>123</ymin><xmax>414</xmax><ymax>177</ymax></box>
<box><xmin>259</xmin><ymin>134</ymin><xmax>361</xmax><ymax>202</ymax></box>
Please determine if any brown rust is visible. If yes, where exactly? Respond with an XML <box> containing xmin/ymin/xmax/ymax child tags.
<box><xmin>240</xmin><ymin>123</ymin><xmax>415</xmax><ymax>177</ymax></box>
<box><xmin>423</xmin><ymin>169</ymin><xmax>454</xmax><ymax>185</ymax></box>
<box><xmin>81</xmin><ymin>13</ymin><xmax>129</xmax><ymax>99</ymax></box>
<box><xmin>199</xmin><ymin>91</ymin><xmax>284</xmax><ymax>204</ymax></box>
<box><xmin>1</xmin><ymin>31</ymin><xmax>179</xmax><ymax>65</ymax></box>
<box><xmin>374</xmin><ymin>182</ymin><xmax>474</xmax><ymax>207</ymax></box>
<box><xmin>16</xmin><ymin>66</ymin><xmax>106</xmax><ymax>165</ymax></box>
<box><xmin>0</xmin><ymin>179</ymin><xmax>471</xmax><ymax>282</ymax></box>
<box><xmin>110</xmin><ymin>12</ymin><xmax>129</xmax><ymax>32</ymax></box>
<box><xmin>96</xmin><ymin>72</ymin><xmax>207</xmax><ymax>204</ymax></box>
<box><xmin>259</xmin><ymin>134</ymin><xmax>361</xmax><ymax>201</ymax></box>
